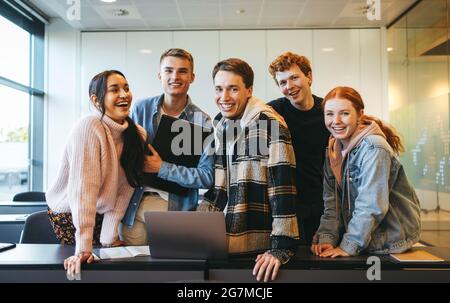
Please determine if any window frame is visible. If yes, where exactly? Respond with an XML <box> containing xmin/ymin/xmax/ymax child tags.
<box><xmin>0</xmin><ymin>1</ymin><xmax>45</xmax><ymax>192</ymax></box>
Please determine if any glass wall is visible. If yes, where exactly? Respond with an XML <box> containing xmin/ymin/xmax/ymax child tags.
<box><xmin>388</xmin><ymin>0</ymin><xmax>450</xmax><ymax>243</ymax></box>
<box><xmin>0</xmin><ymin>3</ymin><xmax>44</xmax><ymax>200</ymax></box>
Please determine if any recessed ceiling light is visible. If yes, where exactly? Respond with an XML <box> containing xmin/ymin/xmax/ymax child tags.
<box><xmin>101</xmin><ymin>0</ymin><xmax>117</xmax><ymax>3</ymax></box>
<box><xmin>322</xmin><ymin>48</ymin><xmax>334</xmax><ymax>52</ymax></box>
<box><xmin>236</xmin><ymin>9</ymin><xmax>245</xmax><ymax>14</ymax></box>
<box><xmin>113</xmin><ymin>9</ymin><xmax>129</xmax><ymax>17</ymax></box>
<box><xmin>387</xmin><ymin>47</ymin><xmax>394</xmax><ymax>52</ymax></box>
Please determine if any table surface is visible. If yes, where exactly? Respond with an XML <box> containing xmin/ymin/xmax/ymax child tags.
<box><xmin>0</xmin><ymin>214</ymin><xmax>28</xmax><ymax>222</ymax></box>
<box><xmin>0</xmin><ymin>201</ymin><xmax>47</xmax><ymax>206</ymax></box>
<box><xmin>0</xmin><ymin>244</ymin><xmax>206</xmax><ymax>271</ymax></box>
<box><xmin>1</xmin><ymin>244</ymin><xmax>449</xmax><ymax>270</ymax></box>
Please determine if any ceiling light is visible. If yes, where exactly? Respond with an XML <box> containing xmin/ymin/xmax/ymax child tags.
<box><xmin>101</xmin><ymin>0</ymin><xmax>117</xmax><ymax>3</ymax></box>
<box><xmin>113</xmin><ymin>9</ymin><xmax>129</xmax><ymax>17</ymax></box>
<box><xmin>322</xmin><ymin>48</ymin><xmax>334</xmax><ymax>52</ymax></box>
<box><xmin>387</xmin><ymin>47</ymin><xmax>393</xmax><ymax>52</ymax></box>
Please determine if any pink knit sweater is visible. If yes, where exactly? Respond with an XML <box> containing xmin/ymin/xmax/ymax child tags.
<box><xmin>47</xmin><ymin>112</ymin><xmax>143</xmax><ymax>254</ymax></box>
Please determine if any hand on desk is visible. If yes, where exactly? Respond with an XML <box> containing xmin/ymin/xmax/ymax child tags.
<box><xmin>311</xmin><ymin>243</ymin><xmax>334</xmax><ymax>256</ymax></box>
<box><xmin>64</xmin><ymin>251</ymin><xmax>93</xmax><ymax>281</ymax></box>
<box><xmin>318</xmin><ymin>247</ymin><xmax>350</xmax><ymax>258</ymax></box>
<box><xmin>311</xmin><ymin>243</ymin><xmax>350</xmax><ymax>257</ymax></box>
<box><xmin>111</xmin><ymin>239</ymin><xmax>126</xmax><ymax>247</ymax></box>
<box><xmin>253</xmin><ymin>252</ymin><xmax>281</xmax><ymax>282</ymax></box>
<box><xmin>64</xmin><ymin>240</ymin><xmax>125</xmax><ymax>280</ymax></box>
<box><xmin>143</xmin><ymin>144</ymin><xmax>162</xmax><ymax>173</ymax></box>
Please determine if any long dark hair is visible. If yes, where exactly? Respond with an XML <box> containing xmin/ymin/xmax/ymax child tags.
<box><xmin>323</xmin><ymin>86</ymin><xmax>404</xmax><ymax>155</ymax></box>
<box><xmin>89</xmin><ymin>70</ymin><xmax>144</xmax><ymax>187</ymax></box>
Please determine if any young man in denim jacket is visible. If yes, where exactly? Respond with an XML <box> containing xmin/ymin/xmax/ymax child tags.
<box><xmin>121</xmin><ymin>48</ymin><xmax>214</xmax><ymax>245</ymax></box>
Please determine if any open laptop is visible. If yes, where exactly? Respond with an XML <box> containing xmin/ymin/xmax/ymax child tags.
<box><xmin>144</xmin><ymin>211</ymin><xmax>227</xmax><ymax>260</ymax></box>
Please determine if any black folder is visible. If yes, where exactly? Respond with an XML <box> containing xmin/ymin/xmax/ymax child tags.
<box><xmin>0</xmin><ymin>242</ymin><xmax>15</xmax><ymax>253</ymax></box>
<box><xmin>141</xmin><ymin>115</ymin><xmax>212</xmax><ymax>196</ymax></box>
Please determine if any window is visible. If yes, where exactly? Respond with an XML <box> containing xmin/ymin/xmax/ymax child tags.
<box><xmin>0</xmin><ymin>2</ymin><xmax>44</xmax><ymax>200</ymax></box>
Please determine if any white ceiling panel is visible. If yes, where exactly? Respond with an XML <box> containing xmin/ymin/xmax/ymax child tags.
<box><xmin>137</xmin><ymin>3</ymin><xmax>180</xmax><ymax>19</ymax></box>
<box><xmin>183</xmin><ymin>18</ymin><xmax>221</xmax><ymax>28</ymax></box>
<box><xmin>222</xmin><ymin>17</ymin><xmax>261</xmax><ymax>27</ymax></box>
<box><xmin>178</xmin><ymin>4</ymin><xmax>221</xmax><ymax>19</ymax></box>
<box><xmin>261</xmin><ymin>1</ymin><xmax>306</xmax><ymax>18</ymax></box>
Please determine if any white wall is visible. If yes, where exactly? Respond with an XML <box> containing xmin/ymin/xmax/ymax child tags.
<box><xmin>80</xmin><ymin>28</ymin><xmax>386</xmax><ymax>119</ymax></box>
<box><xmin>46</xmin><ymin>24</ymin><xmax>387</xmax><ymax>188</ymax></box>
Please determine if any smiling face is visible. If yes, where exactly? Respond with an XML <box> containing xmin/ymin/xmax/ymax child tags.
<box><xmin>99</xmin><ymin>73</ymin><xmax>132</xmax><ymax>124</ymax></box>
<box><xmin>275</xmin><ymin>64</ymin><xmax>312</xmax><ymax>109</ymax></box>
<box><xmin>214</xmin><ymin>70</ymin><xmax>253</xmax><ymax>119</ymax></box>
<box><xmin>324</xmin><ymin>97</ymin><xmax>363</xmax><ymax>146</ymax></box>
<box><xmin>158</xmin><ymin>56</ymin><xmax>195</xmax><ymax>97</ymax></box>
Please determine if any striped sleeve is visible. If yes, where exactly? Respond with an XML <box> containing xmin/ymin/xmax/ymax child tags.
<box><xmin>267</xmin><ymin>121</ymin><xmax>299</xmax><ymax>252</ymax></box>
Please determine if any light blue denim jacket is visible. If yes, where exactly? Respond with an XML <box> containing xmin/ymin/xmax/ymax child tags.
<box><xmin>316</xmin><ymin>135</ymin><xmax>421</xmax><ymax>255</ymax></box>
<box><xmin>121</xmin><ymin>94</ymin><xmax>214</xmax><ymax>227</ymax></box>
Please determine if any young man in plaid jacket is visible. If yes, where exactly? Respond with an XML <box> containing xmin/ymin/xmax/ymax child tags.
<box><xmin>197</xmin><ymin>58</ymin><xmax>299</xmax><ymax>282</ymax></box>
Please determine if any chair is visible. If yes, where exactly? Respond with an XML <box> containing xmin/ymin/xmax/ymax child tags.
<box><xmin>13</xmin><ymin>191</ymin><xmax>46</xmax><ymax>202</ymax></box>
<box><xmin>20</xmin><ymin>210</ymin><xmax>59</xmax><ymax>244</ymax></box>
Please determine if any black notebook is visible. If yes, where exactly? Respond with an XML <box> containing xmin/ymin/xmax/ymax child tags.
<box><xmin>141</xmin><ymin>115</ymin><xmax>212</xmax><ymax>196</ymax></box>
<box><xmin>0</xmin><ymin>242</ymin><xmax>16</xmax><ymax>253</ymax></box>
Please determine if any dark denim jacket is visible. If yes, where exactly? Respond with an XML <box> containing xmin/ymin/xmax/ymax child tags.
<box><xmin>316</xmin><ymin>135</ymin><xmax>421</xmax><ymax>255</ymax></box>
<box><xmin>122</xmin><ymin>94</ymin><xmax>214</xmax><ymax>227</ymax></box>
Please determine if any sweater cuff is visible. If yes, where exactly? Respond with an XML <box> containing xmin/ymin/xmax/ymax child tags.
<box><xmin>99</xmin><ymin>212</ymin><xmax>119</xmax><ymax>247</ymax></box>
<box><xmin>266</xmin><ymin>249</ymin><xmax>294</xmax><ymax>264</ymax></box>
<box><xmin>76</xmin><ymin>228</ymin><xmax>94</xmax><ymax>254</ymax></box>
<box><xmin>339</xmin><ymin>237</ymin><xmax>361</xmax><ymax>256</ymax></box>
<box><xmin>318</xmin><ymin>234</ymin><xmax>339</xmax><ymax>247</ymax></box>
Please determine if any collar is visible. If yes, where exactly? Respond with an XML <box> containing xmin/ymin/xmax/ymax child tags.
<box><xmin>151</xmin><ymin>94</ymin><xmax>195</xmax><ymax>121</ymax></box>
<box><xmin>94</xmin><ymin>111</ymin><xmax>128</xmax><ymax>142</ymax></box>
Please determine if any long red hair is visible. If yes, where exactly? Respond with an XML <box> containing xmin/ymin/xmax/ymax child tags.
<box><xmin>322</xmin><ymin>86</ymin><xmax>404</xmax><ymax>155</ymax></box>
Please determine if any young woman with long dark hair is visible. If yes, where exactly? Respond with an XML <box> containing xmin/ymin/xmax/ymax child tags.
<box><xmin>46</xmin><ymin>70</ymin><xmax>145</xmax><ymax>276</ymax></box>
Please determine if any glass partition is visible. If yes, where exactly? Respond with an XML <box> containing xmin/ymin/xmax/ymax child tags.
<box><xmin>388</xmin><ymin>0</ymin><xmax>450</xmax><ymax>245</ymax></box>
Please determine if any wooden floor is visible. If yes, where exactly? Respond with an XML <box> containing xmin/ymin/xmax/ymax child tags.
<box><xmin>419</xmin><ymin>209</ymin><xmax>450</xmax><ymax>246</ymax></box>
<box><xmin>421</xmin><ymin>209</ymin><xmax>450</xmax><ymax>230</ymax></box>
<box><xmin>421</xmin><ymin>230</ymin><xmax>450</xmax><ymax>247</ymax></box>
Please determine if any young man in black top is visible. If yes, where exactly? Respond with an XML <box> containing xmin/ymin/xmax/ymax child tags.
<box><xmin>268</xmin><ymin>52</ymin><xmax>330</xmax><ymax>246</ymax></box>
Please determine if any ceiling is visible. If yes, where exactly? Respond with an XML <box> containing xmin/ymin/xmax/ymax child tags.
<box><xmin>27</xmin><ymin>0</ymin><xmax>417</xmax><ymax>30</ymax></box>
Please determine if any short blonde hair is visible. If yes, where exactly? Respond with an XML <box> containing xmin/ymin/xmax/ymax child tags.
<box><xmin>268</xmin><ymin>52</ymin><xmax>312</xmax><ymax>85</ymax></box>
<box><xmin>160</xmin><ymin>48</ymin><xmax>194</xmax><ymax>71</ymax></box>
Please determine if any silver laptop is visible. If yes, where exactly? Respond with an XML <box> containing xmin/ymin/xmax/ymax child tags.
<box><xmin>144</xmin><ymin>211</ymin><xmax>228</xmax><ymax>260</ymax></box>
